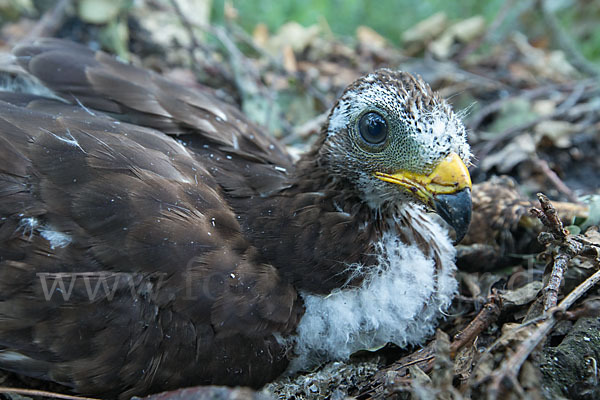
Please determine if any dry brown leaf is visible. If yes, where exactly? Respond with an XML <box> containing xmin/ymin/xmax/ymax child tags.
<box><xmin>534</xmin><ymin>120</ymin><xmax>578</xmax><ymax>148</ymax></box>
<box><xmin>511</xmin><ymin>32</ymin><xmax>578</xmax><ymax>81</ymax></box>
<box><xmin>266</xmin><ymin>22</ymin><xmax>320</xmax><ymax>55</ymax></box>
<box><xmin>282</xmin><ymin>44</ymin><xmax>297</xmax><ymax>73</ymax></box>
<box><xmin>454</xmin><ymin>343</ymin><xmax>477</xmax><ymax>382</ymax></box>
<box><xmin>356</xmin><ymin>26</ymin><xmax>387</xmax><ymax>49</ymax></box>
<box><xmin>429</xmin><ymin>16</ymin><xmax>485</xmax><ymax>59</ymax></box>
<box><xmin>500</xmin><ymin>281</ymin><xmax>544</xmax><ymax>307</ymax></box>
<box><xmin>500</xmin><ymin>323</ymin><xmax>534</xmax><ymax>345</ymax></box>
<box><xmin>402</xmin><ymin>12</ymin><xmax>448</xmax><ymax>47</ymax></box>
<box><xmin>480</xmin><ymin>134</ymin><xmax>537</xmax><ymax>173</ymax></box>
<box><xmin>252</xmin><ymin>23</ymin><xmax>269</xmax><ymax>48</ymax></box>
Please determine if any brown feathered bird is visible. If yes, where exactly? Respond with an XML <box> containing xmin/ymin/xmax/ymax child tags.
<box><xmin>0</xmin><ymin>39</ymin><xmax>472</xmax><ymax>398</ymax></box>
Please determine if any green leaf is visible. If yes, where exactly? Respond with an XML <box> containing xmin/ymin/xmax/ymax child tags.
<box><xmin>99</xmin><ymin>17</ymin><xmax>130</xmax><ymax>60</ymax></box>
<box><xmin>78</xmin><ymin>0</ymin><xmax>124</xmax><ymax>25</ymax></box>
<box><xmin>580</xmin><ymin>195</ymin><xmax>600</xmax><ymax>231</ymax></box>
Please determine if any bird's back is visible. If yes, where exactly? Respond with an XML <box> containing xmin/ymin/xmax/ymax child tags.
<box><xmin>0</xmin><ymin>39</ymin><xmax>304</xmax><ymax>398</ymax></box>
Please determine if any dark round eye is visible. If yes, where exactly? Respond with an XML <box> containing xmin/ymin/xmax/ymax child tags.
<box><xmin>358</xmin><ymin>112</ymin><xmax>388</xmax><ymax>145</ymax></box>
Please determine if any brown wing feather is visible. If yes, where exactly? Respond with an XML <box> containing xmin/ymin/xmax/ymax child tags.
<box><xmin>11</xmin><ymin>38</ymin><xmax>293</xmax><ymax>200</ymax></box>
<box><xmin>0</xmin><ymin>97</ymin><xmax>302</xmax><ymax>397</ymax></box>
<box><xmin>13</xmin><ymin>38</ymin><xmax>292</xmax><ymax>166</ymax></box>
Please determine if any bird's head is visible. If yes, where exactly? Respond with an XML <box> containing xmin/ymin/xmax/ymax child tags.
<box><xmin>320</xmin><ymin>69</ymin><xmax>472</xmax><ymax>242</ymax></box>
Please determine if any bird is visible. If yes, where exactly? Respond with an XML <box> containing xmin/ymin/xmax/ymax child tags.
<box><xmin>457</xmin><ymin>176</ymin><xmax>589</xmax><ymax>272</ymax></box>
<box><xmin>0</xmin><ymin>38</ymin><xmax>472</xmax><ymax>398</ymax></box>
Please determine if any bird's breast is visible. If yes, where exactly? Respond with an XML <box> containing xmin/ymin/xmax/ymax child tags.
<box><xmin>286</xmin><ymin>204</ymin><xmax>458</xmax><ymax>372</ymax></box>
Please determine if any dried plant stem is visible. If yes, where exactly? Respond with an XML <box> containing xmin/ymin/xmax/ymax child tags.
<box><xmin>475</xmin><ymin>81</ymin><xmax>592</xmax><ymax>160</ymax></box>
<box><xmin>450</xmin><ymin>295</ymin><xmax>502</xmax><ymax>355</ymax></box>
<box><xmin>360</xmin><ymin>295</ymin><xmax>502</xmax><ymax>398</ymax></box>
<box><xmin>0</xmin><ymin>387</ymin><xmax>99</xmax><ymax>400</ymax></box>
<box><xmin>25</xmin><ymin>0</ymin><xmax>71</xmax><ymax>40</ymax></box>
<box><xmin>533</xmin><ymin>158</ymin><xmax>578</xmax><ymax>203</ymax></box>
<box><xmin>530</xmin><ymin>193</ymin><xmax>581</xmax><ymax>310</ymax></box>
<box><xmin>485</xmin><ymin>193</ymin><xmax>600</xmax><ymax>398</ymax></box>
<box><xmin>544</xmin><ymin>253</ymin><xmax>570</xmax><ymax>310</ymax></box>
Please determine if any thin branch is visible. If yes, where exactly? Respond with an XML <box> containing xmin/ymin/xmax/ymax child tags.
<box><xmin>531</xmin><ymin>193</ymin><xmax>584</xmax><ymax>310</ymax></box>
<box><xmin>544</xmin><ymin>253</ymin><xmax>570</xmax><ymax>310</ymax></box>
<box><xmin>168</xmin><ymin>0</ymin><xmax>204</xmax><ymax>54</ymax></box>
<box><xmin>0</xmin><ymin>387</ymin><xmax>99</xmax><ymax>400</ymax></box>
<box><xmin>450</xmin><ymin>294</ymin><xmax>502</xmax><ymax>355</ymax></box>
<box><xmin>360</xmin><ymin>295</ymin><xmax>502</xmax><ymax>398</ymax></box>
<box><xmin>165</xmin><ymin>0</ymin><xmax>234</xmax><ymax>84</ymax></box>
<box><xmin>227</xmin><ymin>22</ymin><xmax>331</xmax><ymax>108</ymax></box>
<box><xmin>467</xmin><ymin>79</ymin><xmax>595</xmax><ymax>132</ymax></box>
<box><xmin>25</xmin><ymin>0</ymin><xmax>71</xmax><ymax>40</ymax></box>
<box><xmin>533</xmin><ymin>158</ymin><xmax>578</xmax><ymax>203</ymax></box>
<box><xmin>531</xmin><ymin>193</ymin><xmax>568</xmax><ymax>240</ymax></box>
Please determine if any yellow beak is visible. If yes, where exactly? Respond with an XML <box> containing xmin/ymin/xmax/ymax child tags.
<box><xmin>374</xmin><ymin>153</ymin><xmax>471</xmax><ymax>206</ymax></box>
<box><xmin>374</xmin><ymin>153</ymin><xmax>472</xmax><ymax>242</ymax></box>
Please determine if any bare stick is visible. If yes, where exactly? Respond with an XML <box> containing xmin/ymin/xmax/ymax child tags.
<box><xmin>533</xmin><ymin>159</ymin><xmax>579</xmax><ymax>203</ymax></box>
<box><xmin>456</xmin><ymin>0</ymin><xmax>515</xmax><ymax>61</ymax></box>
<box><xmin>360</xmin><ymin>294</ymin><xmax>502</xmax><ymax>398</ymax></box>
<box><xmin>545</xmin><ymin>253</ymin><xmax>570</xmax><ymax>310</ymax></box>
<box><xmin>531</xmin><ymin>193</ymin><xmax>568</xmax><ymax>240</ymax></box>
<box><xmin>531</xmin><ymin>193</ymin><xmax>585</xmax><ymax>310</ymax></box>
<box><xmin>451</xmin><ymin>295</ymin><xmax>502</xmax><ymax>355</ymax></box>
<box><xmin>25</xmin><ymin>0</ymin><xmax>71</xmax><ymax>40</ymax></box>
<box><xmin>0</xmin><ymin>387</ymin><xmax>99</xmax><ymax>400</ymax></box>
<box><xmin>166</xmin><ymin>0</ymin><xmax>234</xmax><ymax>84</ymax></box>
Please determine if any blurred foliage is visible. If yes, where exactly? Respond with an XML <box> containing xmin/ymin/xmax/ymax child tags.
<box><xmin>0</xmin><ymin>0</ymin><xmax>34</xmax><ymax>22</ymax></box>
<box><xmin>212</xmin><ymin>0</ymin><xmax>506</xmax><ymax>42</ymax></box>
<box><xmin>554</xmin><ymin>0</ymin><xmax>600</xmax><ymax>61</ymax></box>
<box><xmin>2</xmin><ymin>0</ymin><xmax>599</xmax><ymax>63</ymax></box>
<box><xmin>211</xmin><ymin>0</ymin><xmax>600</xmax><ymax>62</ymax></box>
<box><xmin>78</xmin><ymin>0</ymin><xmax>130</xmax><ymax>25</ymax></box>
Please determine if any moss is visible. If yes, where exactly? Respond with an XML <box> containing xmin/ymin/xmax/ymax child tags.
<box><xmin>540</xmin><ymin>317</ymin><xmax>600</xmax><ymax>400</ymax></box>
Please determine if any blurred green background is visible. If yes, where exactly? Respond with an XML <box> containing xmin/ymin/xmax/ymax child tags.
<box><xmin>211</xmin><ymin>0</ymin><xmax>600</xmax><ymax>62</ymax></box>
<box><xmin>1</xmin><ymin>0</ymin><xmax>598</xmax><ymax>63</ymax></box>
<box><xmin>213</xmin><ymin>0</ymin><xmax>506</xmax><ymax>39</ymax></box>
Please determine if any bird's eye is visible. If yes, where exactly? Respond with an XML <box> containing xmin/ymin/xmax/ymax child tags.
<box><xmin>358</xmin><ymin>112</ymin><xmax>388</xmax><ymax>145</ymax></box>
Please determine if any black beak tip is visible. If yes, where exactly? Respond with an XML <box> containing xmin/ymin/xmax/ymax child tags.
<box><xmin>433</xmin><ymin>188</ymin><xmax>472</xmax><ymax>244</ymax></box>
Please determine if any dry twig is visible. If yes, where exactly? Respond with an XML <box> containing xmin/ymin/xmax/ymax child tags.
<box><xmin>359</xmin><ymin>295</ymin><xmax>501</xmax><ymax>398</ymax></box>
<box><xmin>164</xmin><ymin>0</ymin><xmax>234</xmax><ymax>84</ymax></box>
<box><xmin>0</xmin><ymin>387</ymin><xmax>99</xmax><ymax>400</ymax></box>
<box><xmin>450</xmin><ymin>294</ymin><xmax>502</xmax><ymax>356</ymax></box>
<box><xmin>475</xmin><ymin>81</ymin><xmax>592</xmax><ymax>160</ymax></box>
<box><xmin>533</xmin><ymin>158</ymin><xmax>578</xmax><ymax>203</ymax></box>
<box><xmin>531</xmin><ymin>193</ymin><xmax>582</xmax><ymax>310</ymax></box>
<box><xmin>467</xmin><ymin>79</ymin><xmax>595</xmax><ymax>132</ymax></box>
<box><xmin>456</xmin><ymin>0</ymin><xmax>515</xmax><ymax>62</ymax></box>
<box><xmin>24</xmin><ymin>0</ymin><xmax>71</xmax><ymax>40</ymax></box>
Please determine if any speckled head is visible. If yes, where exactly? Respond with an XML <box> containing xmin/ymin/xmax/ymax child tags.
<box><xmin>320</xmin><ymin>69</ymin><xmax>473</xmax><ymax>240</ymax></box>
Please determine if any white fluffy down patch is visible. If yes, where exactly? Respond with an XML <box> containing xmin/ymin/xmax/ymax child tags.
<box><xmin>287</xmin><ymin>208</ymin><xmax>456</xmax><ymax>372</ymax></box>
<box><xmin>19</xmin><ymin>217</ymin><xmax>72</xmax><ymax>249</ymax></box>
<box><xmin>39</xmin><ymin>228</ymin><xmax>72</xmax><ymax>249</ymax></box>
